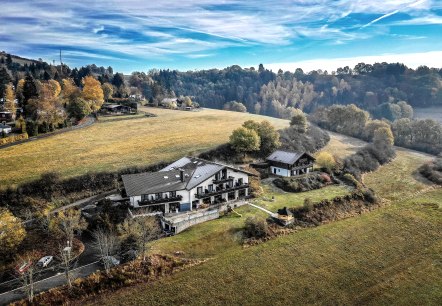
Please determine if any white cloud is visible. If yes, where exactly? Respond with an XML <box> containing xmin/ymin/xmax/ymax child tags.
<box><xmin>265</xmin><ymin>51</ymin><xmax>442</xmax><ymax>72</ymax></box>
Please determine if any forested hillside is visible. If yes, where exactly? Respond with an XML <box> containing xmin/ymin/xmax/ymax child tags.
<box><xmin>152</xmin><ymin>63</ymin><xmax>442</xmax><ymax>119</ymax></box>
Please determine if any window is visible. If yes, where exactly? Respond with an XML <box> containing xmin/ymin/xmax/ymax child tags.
<box><xmin>170</xmin><ymin>191</ymin><xmax>176</xmax><ymax>198</ymax></box>
<box><xmin>156</xmin><ymin>193</ymin><xmax>162</xmax><ymax>200</ymax></box>
<box><xmin>197</xmin><ymin>186</ymin><xmax>203</xmax><ymax>195</ymax></box>
<box><xmin>238</xmin><ymin>178</ymin><xmax>243</xmax><ymax>186</ymax></box>
<box><xmin>208</xmin><ymin>184</ymin><xmax>213</xmax><ymax>192</ymax></box>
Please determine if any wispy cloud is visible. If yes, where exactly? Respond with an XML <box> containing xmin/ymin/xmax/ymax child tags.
<box><xmin>0</xmin><ymin>0</ymin><xmax>440</xmax><ymax>71</ymax></box>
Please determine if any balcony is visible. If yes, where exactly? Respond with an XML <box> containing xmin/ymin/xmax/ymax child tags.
<box><xmin>138</xmin><ymin>195</ymin><xmax>183</xmax><ymax>206</ymax></box>
<box><xmin>195</xmin><ymin>183</ymin><xmax>249</xmax><ymax>199</ymax></box>
<box><xmin>291</xmin><ymin>163</ymin><xmax>314</xmax><ymax>171</ymax></box>
<box><xmin>212</xmin><ymin>175</ymin><xmax>234</xmax><ymax>184</ymax></box>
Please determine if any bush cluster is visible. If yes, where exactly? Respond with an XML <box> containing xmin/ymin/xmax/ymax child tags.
<box><xmin>343</xmin><ymin>143</ymin><xmax>395</xmax><ymax>180</ymax></box>
<box><xmin>243</xmin><ymin>216</ymin><xmax>271</xmax><ymax>239</ymax></box>
<box><xmin>279</xmin><ymin>124</ymin><xmax>330</xmax><ymax>153</ymax></box>
<box><xmin>419</xmin><ymin>158</ymin><xmax>442</xmax><ymax>185</ymax></box>
<box><xmin>12</xmin><ymin>255</ymin><xmax>191</xmax><ymax>306</ymax></box>
<box><xmin>290</xmin><ymin>189</ymin><xmax>380</xmax><ymax>227</ymax></box>
<box><xmin>273</xmin><ymin>172</ymin><xmax>332</xmax><ymax>193</ymax></box>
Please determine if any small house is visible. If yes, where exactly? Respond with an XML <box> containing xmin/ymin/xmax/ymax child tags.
<box><xmin>0</xmin><ymin>111</ymin><xmax>15</xmax><ymax>122</ymax></box>
<box><xmin>267</xmin><ymin>150</ymin><xmax>315</xmax><ymax>177</ymax></box>
<box><xmin>276</xmin><ymin>207</ymin><xmax>294</xmax><ymax>226</ymax></box>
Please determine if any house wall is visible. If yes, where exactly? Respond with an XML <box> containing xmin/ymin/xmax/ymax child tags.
<box><xmin>130</xmin><ymin>167</ymin><xmax>250</xmax><ymax>210</ymax></box>
<box><xmin>270</xmin><ymin>166</ymin><xmax>290</xmax><ymax>177</ymax></box>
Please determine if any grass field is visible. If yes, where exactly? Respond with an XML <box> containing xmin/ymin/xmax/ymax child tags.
<box><xmin>0</xmin><ymin>108</ymin><xmax>288</xmax><ymax>188</ymax></box>
<box><xmin>87</xmin><ymin>131</ymin><xmax>442</xmax><ymax>306</ymax></box>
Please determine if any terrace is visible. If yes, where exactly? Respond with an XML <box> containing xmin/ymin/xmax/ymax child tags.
<box><xmin>195</xmin><ymin>183</ymin><xmax>249</xmax><ymax>199</ymax></box>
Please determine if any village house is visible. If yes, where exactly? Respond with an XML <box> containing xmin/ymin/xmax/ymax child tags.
<box><xmin>122</xmin><ymin>157</ymin><xmax>253</xmax><ymax>214</ymax></box>
<box><xmin>266</xmin><ymin>150</ymin><xmax>315</xmax><ymax>177</ymax></box>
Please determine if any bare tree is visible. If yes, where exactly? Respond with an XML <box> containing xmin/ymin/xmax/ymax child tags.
<box><xmin>118</xmin><ymin>216</ymin><xmax>161</xmax><ymax>262</ymax></box>
<box><xmin>15</xmin><ymin>257</ymin><xmax>35</xmax><ymax>303</ymax></box>
<box><xmin>92</xmin><ymin>228</ymin><xmax>119</xmax><ymax>274</ymax></box>
<box><xmin>59</xmin><ymin>242</ymin><xmax>73</xmax><ymax>288</ymax></box>
<box><xmin>134</xmin><ymin>217</ymin><xmax>161</xmax><ymax>262</ymax></box>
<box><xmin>55</xmin><ymin>209</ymin><xmax>87</xmax><ymax>246</ymax></box>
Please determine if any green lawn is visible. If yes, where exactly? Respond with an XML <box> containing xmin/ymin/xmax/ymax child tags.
<box><xmin>88</xmin><ymin>133</ymin><xmax>442</xmax><ymax>306</ymax></box>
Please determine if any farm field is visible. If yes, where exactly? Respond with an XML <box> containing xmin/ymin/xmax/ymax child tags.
<box><xmin>88</xmin><ymin>131</ymin><xmax>442</xmax><ymax>306</ymax></box>
<box><xmin>0</xmin><ymin>108</ymin><xmax>288</xmax><ymax>188</ymax></box>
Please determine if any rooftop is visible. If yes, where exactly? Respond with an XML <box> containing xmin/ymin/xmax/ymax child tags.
<box><xmin>266</xmin><ymin>150</ymin><xmax>315</xmax><ymax>165</ymax></box>
<box><xmin>122</xmin><ymin>157</ymin><xmax>252</xmax><ymax>197</ymax></box>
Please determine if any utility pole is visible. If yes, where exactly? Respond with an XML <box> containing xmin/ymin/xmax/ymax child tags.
<box><xmin>59</xmin><ymin>49</ymin><xmax>63</xmax><ymax>75</ymax></box>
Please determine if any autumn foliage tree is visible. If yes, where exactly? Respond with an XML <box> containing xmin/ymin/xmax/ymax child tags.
<box><xmin>0</xmin><ymin>208</ymin><xmax>26</xmax><ymax>260</ymax></box>
<box><xmin>4</xmin><ymin>83</ymin><xmax>16</xmax><ymax>118</ymax></box>
<box><xmin>82</xmin><ymin>76</ymin><xmax>104</xmax><ymax>112</ymax></box>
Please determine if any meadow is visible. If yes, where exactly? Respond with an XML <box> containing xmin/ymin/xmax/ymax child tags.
<box><xmin>0</xmin><ymin>108</ymin><xmax>288</xmax><ymax>188</ymax></box>
<box><xmin>87</xmin><ymin>128</ymin><xmax>441</xmax><ymax>306</ymax></box>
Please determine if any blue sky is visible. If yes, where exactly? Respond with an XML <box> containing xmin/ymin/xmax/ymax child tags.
<box><xmin>1</xmin><ymin>0</ymin><xmax>442</xmax><ymax>73</ymax></box>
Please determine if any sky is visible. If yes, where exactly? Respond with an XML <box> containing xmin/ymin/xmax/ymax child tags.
<box><xmin>1</xmin><ymin>0</ymin><xmax>442</xmax><ymax>73</ymax></box>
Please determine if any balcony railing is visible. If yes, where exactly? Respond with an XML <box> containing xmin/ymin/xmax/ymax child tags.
<box><xmin>138</xmin><ymin>195</ymin><xmax>183</xmax><ymax>206</ymax></box>
<box><xmin>291</xmin><ymin>163</ymin><xmax>314</xmax><ymax>171</ymax></box>
<box><xmin>195</xmin><ymin>183</ymin><xmax>249</xmax><ymax>199</ymax></box>
<box><xmin>212</xmin><ymin>175</ymin><xmax>234</xmax><ymax>184</ymax></box>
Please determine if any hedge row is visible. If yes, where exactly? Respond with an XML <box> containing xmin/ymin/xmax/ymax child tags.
<box><xmin>290</xmin><ymin>189</ymin><xmax>379</xmax><ymax>227</ymax></box>
<box><xmin>0</xmin><ymin>162</ymin><xmax>168</xmax><ymax>218</ymax></box>
<box><xmin>0</xmin><ymin>133</ymin><xmax>28</xmax><ymax>146</ymax></box>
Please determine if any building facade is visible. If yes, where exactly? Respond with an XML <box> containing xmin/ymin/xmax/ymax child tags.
<box><xmin>266</xmin><ymin>150</ymin><xmax>315</xmax><ymax>177</ymax></box>
<box><xmin>122</xmin><ymin>157</ymin><xmax>252</xmax><ymax>214</ymax></box>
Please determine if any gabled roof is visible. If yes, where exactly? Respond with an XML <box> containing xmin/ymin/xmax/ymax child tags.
<box><xmin>122</xmin><ymin>157</ymin><xmax>253</xmax><ymax>197</ymax></box>
<box><xmin>266</xmin><ymin>150</ymin><xmax>315</xmax><ymax>165</ymax></box>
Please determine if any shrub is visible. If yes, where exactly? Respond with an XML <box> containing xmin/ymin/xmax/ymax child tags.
<box><xmin>418</xmin><ymin>158</ymin><xmax>442</xmax><ymax>185</ymax></box>
<box><xmin>273</xmin><ymin>173</ymin><xmax>331</xmax><ymax>193</ymax></box>
<box><xmin>341</xmin><ymin>173</ymin><xmax>360</xmax><ymax>188</ymax></box>
<box><xmin>0</xmin><ymin>133</ymin><xmax>28</xmax><ymax>146</ymax></box>
<box><xmin>243</xmin><ymin>216</ymin><xmax>270</xmax><ymax>239</ymax></box>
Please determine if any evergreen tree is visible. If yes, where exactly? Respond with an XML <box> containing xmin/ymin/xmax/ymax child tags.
<box><xmin>22</xmin><ymin>74</ymin><xmax>38</xmax><ymax>110</ymax></box>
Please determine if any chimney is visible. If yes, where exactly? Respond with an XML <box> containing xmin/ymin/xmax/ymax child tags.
<box><xmin>179</xmin><ymin>169</ymin><xmax>185</xmax><ymax>182</ymax></box>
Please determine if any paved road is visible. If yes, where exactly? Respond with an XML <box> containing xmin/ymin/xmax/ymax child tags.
<box><xmin>0</xmin><ymin>261</ymin><xmax>101</xmax><ymax>305</ymax></box>
<box><xmin>0</xmin><ymin>234</ymin><xmax>101</xmax><ymax>305</ymax></box>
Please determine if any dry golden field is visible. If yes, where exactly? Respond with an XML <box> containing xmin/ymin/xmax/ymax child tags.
<box><xmin>0</xmin><ymin>108</ymin><xmax>288</xmax><ymax>188</ymax></box>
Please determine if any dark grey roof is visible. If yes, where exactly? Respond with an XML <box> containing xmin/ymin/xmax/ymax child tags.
<box><xmin>122</xmin><ymin>169</ymin><xmax>189</xmax><ymax>196</ymax></box>
<box><xmin>123</xmin><ymin>156</ymin><xmax>253</xmax><ymax>197</ymax></box>
<box><xmin>266</xmin><ymin>150</ymin><xmax>315</xmax><ymax>165</ymax></box>
<box><xmin>277</xmin><ymin>207</ymin><xmax>292</xmax><ymax>216</ymax></box>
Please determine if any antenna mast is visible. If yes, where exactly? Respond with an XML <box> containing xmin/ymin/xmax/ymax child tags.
<box><xmin>59</xmin><ymin>49</ymin><xmax>63</xmax><ymax>75</ymax></box>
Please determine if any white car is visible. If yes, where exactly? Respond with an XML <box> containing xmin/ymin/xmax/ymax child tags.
<box><xmin>37</xmin><ymin>256</ymin><xmax>53</xmax><ymax>268</ymax></box>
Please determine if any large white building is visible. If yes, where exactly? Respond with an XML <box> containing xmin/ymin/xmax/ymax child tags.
<box><xmin>122</xmin><ymin>157</ymin><xmax>252</xmax><ymax>214</ymax></box>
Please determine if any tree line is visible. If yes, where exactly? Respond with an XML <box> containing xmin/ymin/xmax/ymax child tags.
<box><xmin>149</xmin><ymin>62</ymin><xmax>442</xmax><ymax>120</ymax></box>
<box><xmin>311</xmin><ymin>104</ymin><xmax>442</xmax><ymax>155</ymax></box>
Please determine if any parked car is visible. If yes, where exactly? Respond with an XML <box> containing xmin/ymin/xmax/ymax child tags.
<box><xmin>100</xmin><ymin>256</ymin><xmax>120</xmax><ymax>267</ymax></box>
<box><xmin>15</xmin><ymin>261</ymin><xmax>32</xmax><ymax>274</ymax></box>
<box><xmin>37</xmin><ymin>256</ymin><xmax>53</xmax><ymax>268</ymax></box>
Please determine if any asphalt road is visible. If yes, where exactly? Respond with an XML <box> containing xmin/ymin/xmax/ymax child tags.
<box><xmin>0</xmin><ymin>261</ymin><xmax>101</xmax><ymax>305</ymax></box>
<box><xmin>0</xmin><ymin>235</ymin><xmax>102</xmax><ymax>305</ymax></box>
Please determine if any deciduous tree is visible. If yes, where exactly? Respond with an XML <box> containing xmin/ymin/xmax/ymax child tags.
<box><xmin>82</xmin><ymin>76</ymin><xmax>104</xmax><ymax>112</ymax></box>
<box><xmin>229</xmin><ymin>127</ymin><xmax>260</xmax><ymax>156</ymax></box>
<box><xmin>0</xmin><ymin>208</ymin><xmax>26</xmax><ymax>258</ymax></box>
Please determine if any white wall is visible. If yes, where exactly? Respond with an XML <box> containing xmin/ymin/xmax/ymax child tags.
<box><xmin>270</xmin><ymin>166</ymin><xmax>290</xmax><ymax>177</ymax></box>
